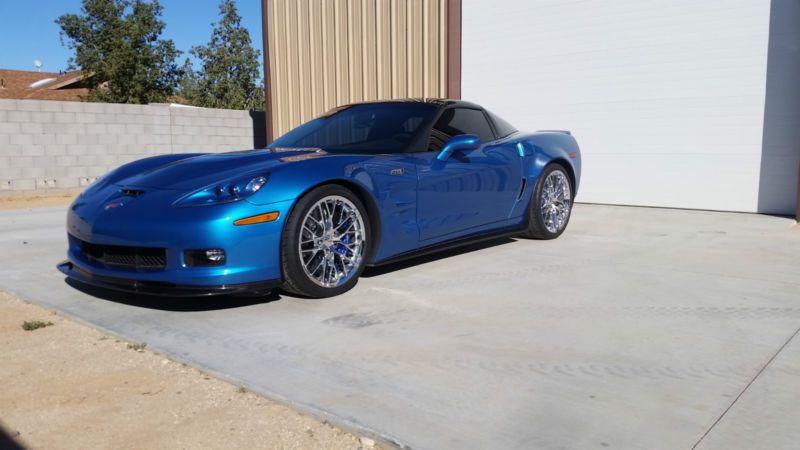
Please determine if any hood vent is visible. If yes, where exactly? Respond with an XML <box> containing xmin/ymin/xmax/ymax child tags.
<box><xmin>269</xmin><ymin>147</ymin><xmax>323</xmax><ymax>153</ymax></box>
<box><xmin>119</xmin><ymin>188</ymin><xmax>145</xmax><ymax>197</ymax></box>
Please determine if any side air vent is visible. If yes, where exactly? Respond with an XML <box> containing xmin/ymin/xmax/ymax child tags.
<box><xmin>517</xmin><ymin>178</ymin><xmax>527</xmax><ymax>200</ymax></box>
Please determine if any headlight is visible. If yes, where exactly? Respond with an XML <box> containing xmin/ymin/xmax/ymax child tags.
<box><xmin>174</xmin><ymin>174</ymin><xmax>269</xmax><ymax>207</ymax></box>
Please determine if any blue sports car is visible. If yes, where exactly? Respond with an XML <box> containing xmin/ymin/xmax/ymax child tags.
<box><xmin>59</xmin><ymin>99</ymin><xmax>581</xmax><ymax>298</ymax></box>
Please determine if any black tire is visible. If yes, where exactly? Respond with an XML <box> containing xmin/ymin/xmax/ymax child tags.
<box><xmin>521</xmin><ymin>163</ymin><xmax>574</xmax><ymax>240</ymax></box>
<box><xmin>280</xmin><ymin>184</ymin><xmax>371</xmax><ymax>298</ymax></box>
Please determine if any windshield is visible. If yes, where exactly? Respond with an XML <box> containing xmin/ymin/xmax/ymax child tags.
<box><xmin>269</xmin><ymin>102</ymin><xmax>438</xmax><ymax>154</ymax></box>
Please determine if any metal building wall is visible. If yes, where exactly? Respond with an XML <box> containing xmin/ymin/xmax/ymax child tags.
<box><xmin>264</xmin><ymin>0</ymin><xmax>451</xmax><ymax>139</ymax></box>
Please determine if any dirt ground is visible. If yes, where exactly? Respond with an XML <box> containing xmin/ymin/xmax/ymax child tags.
<box><xmin>0</xmin><ymin>292</ymin><xmax>379</xmax><ymax>450</ymax></box>
<box><xmin>0</xmin><ymin>194</ymin><xmax>76</xmax><ymax>210</ymax></box>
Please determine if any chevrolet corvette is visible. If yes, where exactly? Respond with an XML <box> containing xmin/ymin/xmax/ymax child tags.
<box><xmin>59</xmin><ymin>99</ymin><xmax>581</xmax><ymax>298</ymax></box>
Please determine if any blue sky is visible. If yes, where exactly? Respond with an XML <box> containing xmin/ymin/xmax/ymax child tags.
<box><xmin>0</xmin><ymin>0</ymin><xmax>264</xmax><ymax>77</ymax></box>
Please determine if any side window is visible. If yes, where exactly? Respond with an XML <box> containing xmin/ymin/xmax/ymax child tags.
<box><xmin>486</xmin><ymin>110</ymin><xmax>517</xmax><ymax>138</ymax></box>
<box><xmin>428</xmin><ymin>108</ymin><xmax>495</xmax><ymax>152</ymax></box>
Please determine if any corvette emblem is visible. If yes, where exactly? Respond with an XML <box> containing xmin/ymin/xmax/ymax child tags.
<box><xmin>104</xmin><ymin>201</ymin><xmax>124</xmax><ymax>210</ymax></box>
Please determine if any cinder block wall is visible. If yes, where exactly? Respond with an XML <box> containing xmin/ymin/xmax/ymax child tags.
<box><xmin>0</xmin><ymin>99</ymin><xmax>266</xmax><ymax>195</ymax></box>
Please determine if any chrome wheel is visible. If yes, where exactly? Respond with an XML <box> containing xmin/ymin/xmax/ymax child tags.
<box><xmin>298</xmin><ymin>195</ymin><xmax>366</xmax><ymax>288</ymax></box>
<box><xmin>540</xmin><ymin>169</ymin><xmax>572</xmax><ymax>233</ymax></box>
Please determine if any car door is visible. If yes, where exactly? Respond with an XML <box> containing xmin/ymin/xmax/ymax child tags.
<box><xmin>414</xmin><ymin>107</ymin><xmax>522</xmax><ymax>241</ymax></box>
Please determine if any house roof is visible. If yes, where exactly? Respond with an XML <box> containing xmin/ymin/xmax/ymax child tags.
<box><xmin>0</xmin><ymin>69</ymin><xmax>89</xmax><ymax>101</ymax></box>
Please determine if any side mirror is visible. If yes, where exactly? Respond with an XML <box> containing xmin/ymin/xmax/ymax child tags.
<box><xmin>436</xmin><ymin>134</ymin><xmax>480</xmax><ymax>161</ymax></box>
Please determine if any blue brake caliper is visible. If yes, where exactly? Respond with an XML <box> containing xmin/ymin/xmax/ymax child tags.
<box><xmin>336</xmin><ymin>223</ymin><xmax>351</xmax><ymax>259</ymax></box>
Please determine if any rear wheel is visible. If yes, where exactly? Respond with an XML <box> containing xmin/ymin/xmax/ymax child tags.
<box><xmin>521</xmin><ymin>164</ymin><xmax>573</xmax><ymax>240</ymax></box>
<box><xmin>280</xmin><ymin>185</ymin><xmax>370</xmax><ymax>298</ymax></box>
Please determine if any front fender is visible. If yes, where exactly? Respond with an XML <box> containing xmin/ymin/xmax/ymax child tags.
<box><xmin>245</xmin><ymin>153</ymin><xmax>420</xmax><ymax>263</ymax></box>
<box><xmin>246</xmin><ymin>154</ymin><xmax>378</xmax><ymax>206</ymax></box>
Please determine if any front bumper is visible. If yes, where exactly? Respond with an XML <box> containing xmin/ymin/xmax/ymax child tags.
<box><xmin>63</xmin><ymin>187</ymin><xmax>295</xmax><ymax>293</ymax></box>
<box><xmin>58</xmin><ymin>261</ymin><xmax>280</xmax><ymax>296</ymax></box>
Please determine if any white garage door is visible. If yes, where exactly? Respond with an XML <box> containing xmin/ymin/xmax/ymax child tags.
<box><xmin>462</xmin><ymin>0</ymin><xmax>777</xmax><ymax>212</ymax></box>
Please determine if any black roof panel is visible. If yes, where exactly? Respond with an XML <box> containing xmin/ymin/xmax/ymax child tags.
<box><xmin>342</xmin><ymin>98</ymin><xmax>482</xmax><ymax>110</ymax></box>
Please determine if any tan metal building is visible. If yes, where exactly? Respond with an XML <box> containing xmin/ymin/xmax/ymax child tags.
<box><xmin>261</xmin><ymin>0</ymin><xmax>462</xmax><ymax>142</ymax></box>
<box><xmin>261</xmin><ymin>0</ymin><xmax>799</xmax><ymax>219</ymax></box>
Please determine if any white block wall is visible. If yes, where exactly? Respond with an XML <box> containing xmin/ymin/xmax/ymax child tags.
<box><xmin>0</xmin><ymin>100</ymin><xmax>266</xmax><ymax>193</ymax></box>
<box><xmin>463</xmin><ymin>0</ymin><xmax>798</xmax><ymax>215</ymax></box>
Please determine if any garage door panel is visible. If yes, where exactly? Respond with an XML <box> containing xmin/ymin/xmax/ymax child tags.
<box><xmin>463</xmin><ymin>0</ymin><xmax>773</xmax><ymax>212</ymax></box>
<box><xmin>579</xmin><ymin>154</ymin><xmax>761</xmax><ymax>211</ymax></box>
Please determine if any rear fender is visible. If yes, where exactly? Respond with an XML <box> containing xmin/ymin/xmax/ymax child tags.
<box><xmin>504</xmin><ymin>132</ymin><xmax>580</xmax><ymax>219</ymax></box>
<box><xmin>519</xmin><ymin>131</ymin><xmax>581</xmax><ymax>194</ymax></box>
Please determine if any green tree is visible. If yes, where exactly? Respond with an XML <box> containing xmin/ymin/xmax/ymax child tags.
<box><xmin>191</xmin><ymin>0</ymin><xmax>264</xmax><ymax>111</ymax></box>
<box><xmin>57</xmin><ymin>0</ymin><xmax>180</xmax><ymax>104</ymax></box>
<box><xmin>176</xmin><ymin>57</ymin><xmax>200</xmax><ymax>104</ymax></box>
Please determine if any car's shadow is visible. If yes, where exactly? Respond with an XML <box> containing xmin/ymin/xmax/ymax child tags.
<box><xmin>362</xmin><ymin>236</ymin><xmax>517</xmax><ymax>278</ymax></box>
<box><xmin>64</xmin><ymin>236</ymin><xmax>516</xmax><ymax>310</ymax></box>
<box><xmin>65</xmin><ymin>278</ymin><xmax>281</xmax><ymax>312</ymax></box>
<box><xmin>0</xmin><ymin>426</ymin><xmax>24</xmax><ymax>450</ymax></box>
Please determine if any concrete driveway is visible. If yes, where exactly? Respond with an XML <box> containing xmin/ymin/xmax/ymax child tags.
<box><xmin>1</xmin><ymin>204</ymin><xmax>798</xmax><ymax>449</ymax></box>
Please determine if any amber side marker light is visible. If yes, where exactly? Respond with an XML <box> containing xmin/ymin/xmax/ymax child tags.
<box><xmin>233</xmin><ymin>212</ymin><xmax>280</xmax><ymax>226</ymax></box>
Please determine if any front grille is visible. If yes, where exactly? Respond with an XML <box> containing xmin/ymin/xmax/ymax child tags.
<box><xmin>79</xmin><ymin>239</ymin><xmax>166</xmax><ymax>270</ymax></box>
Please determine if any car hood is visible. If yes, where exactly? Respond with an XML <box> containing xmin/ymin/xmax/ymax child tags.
<box><xmin>113</xmin><ymin>148</ymin><xmax>327</xmax><ymax>191</ymax></box>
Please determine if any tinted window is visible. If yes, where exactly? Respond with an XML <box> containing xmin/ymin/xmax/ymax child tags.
<box><xmin>428</xmin><ymin>108</ymin><xmax>495</xmax><ymax>152</ymax></box>
<box><xmin>270</xmin><ymin>103</ymin><xmax>438</xmax><ymax>154</ymax></box>
<box><xmin>486</xmin><ymin>110</ymin><xmax>517</xmax><ymax>138</ymax></box>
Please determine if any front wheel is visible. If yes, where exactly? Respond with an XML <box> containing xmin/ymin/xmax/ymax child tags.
<box><xmin>521</xmin><ymin>164</ymin><xmax>574</xmax><ymax>240</ymax></box>
<box><xmin>280</xmin><ymin>185</ymin><xmax>370</xmax><ymax>298</ymax></box>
